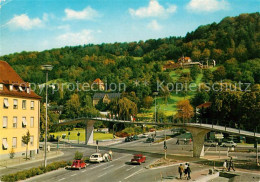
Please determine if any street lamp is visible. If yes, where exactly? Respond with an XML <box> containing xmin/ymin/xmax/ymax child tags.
<box><xmin>41</xmin><ymin>65</ymin><xmax>53</xmax><ymax>168</ymax></box>
<box><xmin>153</xmin><ymin>92</ymin><xmax>158</xmax><ymax>123</ymax></box>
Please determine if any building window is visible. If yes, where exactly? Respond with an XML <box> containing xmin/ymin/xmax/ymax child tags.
<box><xmin>0</xmin><ymin>84</ymin><xmax>3</xmax><ymax>90</ymax></box>
<box><xmin>30</xmin><ymin>136</ymin><xmax>34</xmax><ymax>146</ymax></box>
<box><xmin>30</xmin><ymin>117</ymin><xmax>34</xmax><ymax>128</ymax></box>
<box><xmin>12</xmin><ymin>137</ymin><xmax>17</xmax><ymax>148</ymax></box>
<box><xmin>3</xmin><ymin>98</ymin><xmax>9</xmax><ymax>108</ymax></box>
<box><xmin>3</xmin><ymin>116</ymin><xmax>7</xmax><ymax>128</ymax></box>
<box><xmin>22</xmin><ymin>100</ymin><xmax>26</xmax><ymax>109</ymax></box>
<box><xmin>13</xmin><ymin>117</ymin><xmax>17</xmax><ymax>128</ymax></box>
<box><xmin>22</xmin><ymin>117</ymin><xmax>27</xmax><ymax>128</ymax></box>
<box><xmin>30</xmin><ymin>101</ymin><xmax>34</xmax><ymax>110</ymax></box>
<box><xmin>13</xmin><ymin>99</ymin><xmax>18</xmax><ymax>109</ymax></box>
<box><xmin>2</xmin><ymin>138</ymin><xmax>8</xmax><ymax>150</ymax></box>
<box><xmin>9</xmin><ymin>85</ymin><xmax>13</xmax><ymax>91</ymax></box>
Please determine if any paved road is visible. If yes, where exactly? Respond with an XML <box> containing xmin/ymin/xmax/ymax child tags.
<box><xmin>25</xmin><ymin>152</ymin><xmax>158</xmax><ymax>182</ymax></box>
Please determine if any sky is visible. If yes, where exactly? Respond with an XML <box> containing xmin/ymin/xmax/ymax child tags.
<box><xmin>0</xmin><ymin>0</ymin><xmax>259</xmax><ymax>55</ymax></box>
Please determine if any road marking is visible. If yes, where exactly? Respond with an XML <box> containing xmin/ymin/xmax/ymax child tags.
<box><xmin>124</xmin><ymin>168</ymin><xmax>143</xmax><ymax>180</ymax></box>
<box><xmin>98</xmin><ymin>172</ymin><xmax>107</xmax><ymax>178</ymax></box>
<box><xmin>103</xmin><ymin>164</ymin><xmax>114</xmax><ymax>169</ymax></box>
<box><xmin>113</xmin><ymin>164</ymin><xmax>126</xmax><ymax>171</ymax></box>
<box><xmin>81</xmin><ymin>170</ymin><xmax>86</xmax><ymax>172</ymax></box>
<box><xmin>126</xmin><ymin>166</ymin><xmax>136</xmax><ymax>171</ymax></box>
<box><xmin>58</xmin><ymin>178</ymin><xmax>66</xmax><ymax>181</ymax></box>
<box><xmin>71</xmin><ymin>174</ymin><xmax>77</xmax><ymax>176</ymax></box>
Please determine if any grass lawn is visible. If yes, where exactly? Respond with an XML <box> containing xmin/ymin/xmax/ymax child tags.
<box><xmin>139</xmin><ymin>69</ymin><xmax>204</xmax><ymax>118</ymax></box>
<box><xmin>50</xmin><ymin>129</ymin><xmax>113</xmax><ymax>141</ymax></box>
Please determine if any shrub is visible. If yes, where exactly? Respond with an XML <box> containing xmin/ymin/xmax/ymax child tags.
<box><xmin>1</xmin><ymin>161</ymin><xmax>69</xmax><ymax>182</ymax></box>
<box><xmin>74</xmin><ymin>151</ymin><xmax>83</xmax><ymax>160</ymax></box>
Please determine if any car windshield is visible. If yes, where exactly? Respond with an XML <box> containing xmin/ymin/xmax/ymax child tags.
<box><xmin>134</xmin><ymin>156</ymin><xmax>141</xmax><ymax>159</ymax></box>
<box><xmin>92</xmin><ymin>155</ymin><xmax>99</xmax><ymax>158</ymax></box>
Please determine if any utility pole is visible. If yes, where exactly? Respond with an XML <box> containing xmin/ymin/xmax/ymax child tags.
<box><xmin>153</xmin><ymin>92</ymin><xmax>158</xmax><ymax>122</ymax></box>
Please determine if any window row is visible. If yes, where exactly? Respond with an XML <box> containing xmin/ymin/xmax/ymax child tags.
<box><xmin>2</xmin><ymin>136</ymin><xmax>34</xmax><ymax>150</ymax></box>
<box><xmin>2</xmin><ymin>116</ymin><xmax>34</xmax><ymax>128</ymax></box>
<box><xmin>3</xmin><ymin>98</ymin><xmax>35</xmax><ymax>110</ymax></box>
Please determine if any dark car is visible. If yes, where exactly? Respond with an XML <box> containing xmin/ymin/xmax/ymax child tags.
<box><xmin>132</xmin><ymin>135</ymin><xmax>139</xmax><ymax>140</ymax></box>
<box><xmin>146</xmin><ymin>137</ymin><xmax>154</xmax><ymax>143</ymax></box>
<box><xmin>131</xmin><ymin>154</ymin><xmax>146</xmax><ymax>165</ymax></box>
<box><xmin>71</xmin><ymin>160</ymin><xmax>86</xmax><ymax>170</ymax></box>
<box><xmin>125</xmin><ymin>136</ymin><xmax>133</xmax><ymax>142</ymax></box>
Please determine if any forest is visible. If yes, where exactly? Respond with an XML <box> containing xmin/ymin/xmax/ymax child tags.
<box><xmin>0</xmin><ymin>12</ymin><xmax>259</xmax><ymax>132</ymax></box>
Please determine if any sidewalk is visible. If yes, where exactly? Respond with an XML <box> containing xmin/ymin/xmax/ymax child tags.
<box><xmin>0</xmin><ymin>150</ymin><xmax>63</xmax><ymax>170</ymax></box>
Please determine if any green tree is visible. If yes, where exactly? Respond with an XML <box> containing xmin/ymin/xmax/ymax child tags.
<box><xmin>142</xmin><ymin>96</ymin><xmax>153</xmax><ymax>109</ymax></box>
<box><xmin>213</xmin><ymin>66</ymin><xmax>226</xmax><ymax>81</ymax></box>
<box><xmin>190</xmin><ymin>65</ymin><xmax>201</xmax><ymax>80</ymax></box>
<box><xmin>22</xmin><ymin>130</ymin><xmax>30</xmax><ymax>160</ymax></box>
<box><xmin>65</xmin><ymin>93</ymin><xmax>81</xmax><ymax>118</ymax></box>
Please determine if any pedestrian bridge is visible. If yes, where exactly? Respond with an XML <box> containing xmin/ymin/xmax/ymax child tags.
<box><xmin>57</xmin><ymin>117</ymin><xmax>260</xmax><ymax>158</ymax></box>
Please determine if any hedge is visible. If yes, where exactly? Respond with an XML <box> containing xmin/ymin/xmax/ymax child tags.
<box><xmin>1</xmin><ymin>161</ymin><xmax>69</xmax><ymax>182</ymax></box>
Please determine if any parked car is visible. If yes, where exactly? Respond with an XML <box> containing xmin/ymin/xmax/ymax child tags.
<box><xmin>71</xmin><ymin>160</ymin><xmax>86</xmax><ymax>170</ymax></box>
<box><xmin>204</xmin><ymin>140</ymin><xmax>218</xmax><ymax>147</ymax></box>
<box><xmin>132</xmin><ymin>135</ymin><xmax>139</xmax><ymax>140</ymax></box>
<box><xmin>141</xmin><ymin>134</ymin><xmax>149</xmax><ymax>138</ymax></box>
<box><xmin>131</xmin><ymin>154</ymin><xmax>146</xmax><ymax>165</ymax></box>
<box><xmin>149</xmin><ymin>128</ymin><xmax>156</xmax><ymax>132</ymax></box>
<box><xmin>146</xmin><ymin>137</ymin><xmax>154</xmax><ymax>143</ymax></box>
<box><xmin>221</xmin><ymin>141</ymin><xmax>237</xmax><ymax>147</ymax></box>
<box><xmin>89</xmin><ymin>153</ymin><xmax>104</xmax><ymax>163</ymax></box>
<box><xmin>125</xmin><ymin>136</ymin><xmax>133</xmax><ymax>142</ymax></box>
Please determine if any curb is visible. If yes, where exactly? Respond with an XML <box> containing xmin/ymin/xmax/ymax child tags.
<box><xmin>0</xmin><ymin>151</ymin><xmax>64</xmax><ymax>170</ymax></box>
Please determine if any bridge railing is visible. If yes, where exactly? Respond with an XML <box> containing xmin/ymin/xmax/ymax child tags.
<box><xmin>61</xmin><ymin>115</ymin><xmax>259</xmax><ymax>137</ymax></box>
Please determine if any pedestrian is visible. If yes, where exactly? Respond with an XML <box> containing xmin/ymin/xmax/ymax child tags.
<box><xmin>189</xmin><ymin>138</ymin><xmax>192</xmax><ymax>144</ymax></box>
<box><xmin>108</xmin><ymin>150</ymin><xmax>113</xmax><ymax>161</ymax></box>
<box><xmin>187</xmin><ymin>164</ymin><xmax>191</xmax><ymax>180</ymax></box>
<box><xmin>178</xmin><ymin>164</ymin><xmax>184</xmax><ymax>179</ymax></box>
<box><xmin>228</xmin><ymin>157</ymin><xmax>235</xmax><ymax>171</ymax></box>
<box><xmin>176</xmin><ymin>138</ymin><xmax>180</xmax><ymax>145</ymax></box>
<box><xmin>184</xmin><ymin>163</ymin><xmax>188</xmax><ymax>179</ymax></box>
<box><xmin>223</xmin><ymin>160</ymin><xmax>227</xmax><ymax>171</ymax></box>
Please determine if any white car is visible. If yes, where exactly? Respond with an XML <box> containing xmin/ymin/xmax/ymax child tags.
<box><xmin>141</xmin><ymin>134</ymin><xmax>149</xmax><ymax>138</ymax></box>
<box><xmin>221</xmin><ymin>141</ymin><xmax>237</xmax><ymax>147</ymax></box>
<box><xmin>89</xmin><ymin>153</ymin><xmax>104</xmax><ymax>163</ymax></box>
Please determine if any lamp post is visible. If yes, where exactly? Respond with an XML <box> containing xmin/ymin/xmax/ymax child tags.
<box><xmin>41</xmin><ymin>65</ymin><xmax>53</xmax><ymax>168</ymax></box>
<box><xmin>153</xmin><ymin>92</ymin><xmax>158</xmax><ymax>123</ymax></box>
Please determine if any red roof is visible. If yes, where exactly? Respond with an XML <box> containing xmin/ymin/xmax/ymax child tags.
<box><xmin>93</xmin><ymin>78</ymin><xmax>104</xmax><ymax>84</ymax></box>
<box><xmin>196</xmin><ymin>102</ymin><xmax>212</xmax><ymax>109</ymax></box>
<box><xmin>0</xmin><ymin>61</ymin><xmax>41</xmax><ymax>100</ymax></box>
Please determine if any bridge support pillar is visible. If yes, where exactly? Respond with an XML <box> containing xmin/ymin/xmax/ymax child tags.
<box><xmin>186</xmin><ymin>127</ymin><xmax>210</xmax><ymax>158</ymax></box>
<box><xmin>85</xmin><ymin>120</ymin><xmax>95</xmax><ymax>145</ymax></box>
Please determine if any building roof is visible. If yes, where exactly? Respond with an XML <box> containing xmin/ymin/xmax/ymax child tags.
<box><xmin>196</xmin><ymin>102</ymin><xmax>212</xmax><ymax>109</ymax></box>
<box><xmin>0</xmin><ymin>61</ymin><xmax>41</xmax><ymax>99</ymax></box>
<box><xmin>93</xmin><ymin>78</ymin><xmax>104</xmax><ymax>84</ymax></box>
<box><xmin>93</xmin><ymin>93</ymin><xmax>121</xmax><ymax>100</ymax></box>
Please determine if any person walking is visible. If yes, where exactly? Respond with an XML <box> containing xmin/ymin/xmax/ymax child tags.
<box><xmin>176</xmin><ymin>138</ymin><xmax>180</xmax><ymax>145</ymax></box>
<box><xmin>223</xmin><ymin>160</ymin><xmax>227</xmax><ymax>171</ymax></box>
<box><xmin>228</xmin><ymin>157</ymin><xmax>235</xmax><ymax>171</ymax></box>
<box><xmin>178</xmin><ymin>164</ymin><xmax>184</xmax><ymax>179</ymax></box>
<box><xmin>108</xmin><ymin>150</ymin><xmax>113</xmax><ymax>161</ymax></box>
<box><xmin>187</xmin><ymin>164</ymin><xmax>191</xmax><ymax>180</ymax></box>
<box><xmin>184</xmin><ymin>163</ymin><xmax>188</xmax><ymax>179</ymax></box>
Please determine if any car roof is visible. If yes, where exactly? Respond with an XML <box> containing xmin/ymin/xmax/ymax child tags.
<box><xmin>91</xmin><ymin>153</ymin><xmax>102</xmax><ymax>155</ymax></box>
<box><xmin>134</xmin><ymin>154</ymin><xmax>143</xmax><ymax>156</ymax></box>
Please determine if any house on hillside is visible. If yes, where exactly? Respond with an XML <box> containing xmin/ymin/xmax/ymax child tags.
<box><xmin>163</xmin><ymin>61</ymin><xmax>180</xmax><ymax>71</ymax></box>
<box><xmin>93</xmin><ymin>93</ymin><xmax>121</xmax><ymax>106</ymax></box>
<box><xmin>92</xmin><ymin>78</ymin><xmax>105</xmax><ymax>91</ymax></box>
<box><xmin>178</xmin><ymin>56</ymin><xmax>192</xmax><ymax>63</ymax></box>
